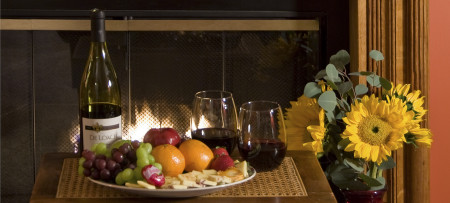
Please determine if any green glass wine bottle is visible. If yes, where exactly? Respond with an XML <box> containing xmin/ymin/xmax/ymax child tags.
<box><xmin>79</xmin><ymin>8</ymin><xmax>122</xmax><ymax>152</ymax></box>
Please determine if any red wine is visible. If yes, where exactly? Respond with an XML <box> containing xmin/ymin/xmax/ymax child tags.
<box><xmin>192</xmin><ymin>128</ymin><xmax>237</xmax><ymax>154</ymax></box>
<box><xmin>238</xmin><ymin>139</ymin><xmax>286</xmax><ymax>172</ymax></box>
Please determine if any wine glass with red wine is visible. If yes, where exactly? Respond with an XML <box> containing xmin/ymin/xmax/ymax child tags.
<box><xmin>238</xmin><ymin>101</ymin><xmax>287</xmax><ymax>172</ymax></box>
<box><xmin>190</xmin><ymin>90</ymin><xmax>238</xmax><ymax>154</ymax></box>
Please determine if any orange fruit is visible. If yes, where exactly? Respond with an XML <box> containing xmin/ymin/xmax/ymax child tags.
<box><xmin>151</xmin><ymin>144</ymin><xmax>185</xmax><ymax>177</ymax></box>
<box><xmin>179</xmin><ymin>139</ymin><xmax>214</xmax><ymax>172</ymax></box>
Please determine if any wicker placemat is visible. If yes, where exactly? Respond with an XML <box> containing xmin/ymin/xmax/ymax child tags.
<box><xmin>56</xmin><ymin>157</ymin><xmax>307</xmax><ymax>198</ymax></box>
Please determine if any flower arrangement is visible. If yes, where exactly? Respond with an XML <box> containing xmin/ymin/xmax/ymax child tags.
<box><xmin>285</xmin><ymin>50</ymin><xmax>432</xmax><ymax>191</ymax></box>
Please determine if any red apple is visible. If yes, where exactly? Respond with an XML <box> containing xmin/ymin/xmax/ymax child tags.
<box><xmin>143</xmin><ymin>128</ymin><xmax>181</xmax><ymax>147</ymax></box>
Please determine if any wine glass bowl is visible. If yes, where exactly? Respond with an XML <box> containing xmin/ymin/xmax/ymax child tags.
<box><xmin>190</xmin><ymin>90</ymin><xmax>238</xmax><ymax>154</ymax></box>
<box><xmin>238</xmin><ymin>101</ymin><xmax>287</xmax><ymax>172</ymax></box>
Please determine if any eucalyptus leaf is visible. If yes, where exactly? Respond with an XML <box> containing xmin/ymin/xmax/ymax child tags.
<box><xmin>326</xmin><ymin>64</ymin><xmax>341</xmax><ymax>82</ymax></box>
<box><xmin>335</xmin><ymin>180</ymin><xmax>371</xmax><ymax>191</ymax></box>
<box><xmin>369</xmin><ymin>50</ymin><xmax>384</xmax><ymax>61</ymax></box>
<box><xmin>335</xmin><ymin>111</ymin><xmax>345</xmax><ymax>120</ymax></box>
<box><xmin>325</xmin><ymin>110</ymin><xmax>336</xmax><ymax>124</ymax></box>
<box><xmin>344</xmin><ymin>158</ymin><xmax>364</xmax><ymax>172</ymax></box>
<box><xmin>338</xmin><ymin>138</ymin><xmax>351</xmax><ymax>150</ymax></box>
<box><xmin>326</xmin><ymin>80</ymin><xmax>339</xmax><ymax>90</ymax></box>
<box><xmin>315</xmin><ymin>69</ymin><xmax>327</xmax><ymax>80</ymax></box>
<box><xmin>330</xmin><ymin>50</ymin><xmax>350</xmax><ymax>71</ymax></box>
<box><xmin>355</xmin><ymin>84</ymin><xmax>369</xmax><ymax>95</ymax></box>
<box><xmin>377</xmin><ymin>156</ymin><xmax>396</xmax><ymax>170</ymax></box>
<box><xmin>379</xmin><ymin>77</ymin><xmax>392</xmax><ymax>90</ymax></box>
<box><xmin>367</xmin><ymin>75</ymin><xmax>381</xmax><ymax>87</ymax></box>
<box><xmin>338</xmin><ymin>81</ymin><xmax>353</xmax><ymax>95</ymax></box>
<box><xmin>318</xmin><ymin>91</ymin><xmax>337</xmax><ymax>112</ymax></box>
<box><xmin>358</xmin><ymin>174</ymin><xmax>382</xmax><ymax>187</ymax></box>
<box><xmin>340</xmin><ymin>168</ymin><xmax>359</xmax><ymax>179</ymax></box>
<box><xmin>370</xmin><ymin>177</ymin><xmax>386</xmax><ymax>191</ymax></box>
<box><xmin>304</xmin><ymin>82</ymin><xmax>322</xmax><ymax>98</ymax></box>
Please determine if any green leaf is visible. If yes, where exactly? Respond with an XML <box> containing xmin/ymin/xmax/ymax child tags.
<box><xmin>325</xmin><ymin>110</ymin><xmax>336</xmax><ymax>124</ymax></box>
<box><xmin>315</xmin><ymin>69</ymin><xmax>327</xmax><ymax>80</ymax></box>
<box><xmin>326</xmin><ymin>80</ymin><xmax>339</xmax><ymax>90</ymax></box>
<box><xmin>379</xmin><ymin>77</ymin><xmax>392</xmax><ymax>90</ymax></box>
<box><xmin>355</xmin><ymin>84</ymin><xmax>369</xmax><ymax>95</ymax></box>
<box><xmin>370</xmin><ymin>177</ymin><xmax>386</xmax><ymax>191</ymax></box>
<box><xmin>367</xmin><ymin>75</ymin><xmax>381</xmax><ymax>87</ymax></box>
<box><xmin>326</xmin><ymin>64</ymin><xmax>341</xmax><ymax>82</ymax></box>
<box><xmin>358</xmin><ymin>173</ymin><xmax>382</xmax><ymax>187</ymax></box>
<box><xmin>304</xmin><ymin>82</ymin><xmax>322</xmax><ymax>98</ymax></box>
<box><xmin>377</xmin><ymin>156</ymin><xmax>396</xmax><ymax>170</ymax></box>
<box><xmin>369</xmin><ymin>50</ymin><xmax>384</xmax><ymax>61</ymax></box>
<box><xmin>338</xmin><ymin>81</ymin><xmax>353</xmax><ymax>95</ymax></box>
<box><xmin>344</xmin><ymin>158</ymin><xmax>364</xmax><ymax>172</ymax></box>
<box><xmin>318</xmin><ymin>91</ymin><xmax>337</xmax><ymax>112</ymax></box>
<box><xmin>330</xmin><ymin>50</ymin><xmax>350</xmax><ymax>71</ymax></box>
<box><xmin>337</xmin><ymin>99</ymin><xmax>351</xmax><ymax>111</ymax></box>
<box><xmin>335</xmin><ymin>111</ymin><xmax>345</xmax><ymax>120</ymax></box>
<box><xmin>349</xmin><ymin>71</ymin><xmax>373</xmax><ymax>76</ymax></box>
<box><xmin>338</xmin><ymin>138</ymin><xmax>351</xmax><ymax>150</ymax></box>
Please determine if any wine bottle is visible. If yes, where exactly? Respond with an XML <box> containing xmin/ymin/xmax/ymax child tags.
<box><xmin>79</xmin><ymin>9</ymin><xmax>122</xmax><ymax>152</ymax></box>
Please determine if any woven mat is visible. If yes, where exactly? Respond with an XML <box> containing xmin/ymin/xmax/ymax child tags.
<box><xmin>56</xmin><ymin>157</ymin><xmax>307</xmax><ymax>198</ymax></box>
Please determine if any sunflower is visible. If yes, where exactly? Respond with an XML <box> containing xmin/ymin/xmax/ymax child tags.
<box><xmin>303</xmin><ymin>109</ymin><xmax>326</xmax><ymax>154</ymax></box>
<box><xmin>406</xmin><ymin>123</ymin><xmax>433</xmax><ymax>147</ymax></box>
<box><xmin>385</xmin><ymin>83</ymin><xmax>427</xmax><ymax>120</ymax></box>
<box><xmin>342</xmin><ymin>95</ymin><xmax>411</xmax><ymax>164</ymax></box>
<box><xmin>285</xmin><ymin>95</ymin><xmax>321</xmax><ymax>150</ymax></box>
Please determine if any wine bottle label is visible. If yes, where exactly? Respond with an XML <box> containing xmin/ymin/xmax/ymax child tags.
<box><xmin>82</xmin><ymin>116</ymin><xmax>122</xmax><ymax>150</ymax></box>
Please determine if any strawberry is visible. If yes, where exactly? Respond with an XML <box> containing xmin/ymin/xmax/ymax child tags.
<box><xmin>212</xmin><ymin>146</ymin><xmax>229</xmax><ymax>157</ymax></box>
<box><xmin>210</xmin><ymin>155</ymin><xmax>234</xmax><ymax>171</ymax></box>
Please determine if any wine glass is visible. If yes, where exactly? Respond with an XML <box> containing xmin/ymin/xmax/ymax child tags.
<box><xmin>238</xmin><ymin>101</ymin><xmax>287</xmax><ymax>172</ymax></box>
<box><xmin>190</xmin><ymin>90</ymin><xmax>238</xmax><ymax>154</ymax></box>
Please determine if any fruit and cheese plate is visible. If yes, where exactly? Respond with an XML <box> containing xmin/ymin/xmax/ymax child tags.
<box><xmin>78</xmin><ymin>128</ymin><xmax>256</xmax><ymax>198</ymax></box>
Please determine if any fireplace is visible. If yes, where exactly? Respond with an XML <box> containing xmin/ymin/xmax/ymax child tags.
<box><xmin>1</xmin><ymin>1</ymin><xmax>349</xmax><ymax>202</ymax></box>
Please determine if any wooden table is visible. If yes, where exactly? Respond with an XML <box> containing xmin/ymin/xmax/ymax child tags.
<box><xmin>30</xmin><ymin>151</ymin><xmax>336</xmax><ymax>203</ymax></box>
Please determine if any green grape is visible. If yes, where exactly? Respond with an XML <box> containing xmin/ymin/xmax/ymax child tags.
<box><xmin>153</xmin><ymin>162</ymin><xmax>163</xmax><ymax>173</ymax></box>
<box><xmin>79</xmin><ymin>157</ymin><xmax>86</xmax><ymax>166</ymax></box>
<box><xmin>142</xmin><ymin>143</ymin><xmax>152</xmax><ymax>154</ymax></box>
<box><xmin>91</xmin><ymin>143</ymin><xmax>99</xmax><ymax>152</ymax></box>
<box><xmin>136</xmin><ymin>147</ymin><xmax>148</xmax><ymax>160</ymax></box>
<box><xmin>134</xmin><ymin>167</ymin><xmax>144</xmax><ymax>180</ymax></box>
<box><xmin>137</xmin><ymin>158</ymin><xmax>150</xmax><ymax>168</ymax></box>
<box><xmin>148</xmin><ymin>154</ymin><xmax>155</xmax><ymax>165</ymax></box>
<box><xmin>95</xmin><ymin>142</ymin><xmax>108</xmax><ymax>155</ymax></box>
<box><xmin>78</xmin><ymin>165</ymin><xmax>84</xmax><ymax>175</ymax></box>
<box><xmin>122</xmin><ymin>168</ymin><xmax>134</xmax><ymax>182</ymax></box>
<box><xmin>115</xmin><ymin>172</ymin><xmax>125</xmax><ymax>185</ymax></box>
<box><xmin>110</xmin><ymin>139</ymin><xmax>130</xmax><ymax>150</ymax></box>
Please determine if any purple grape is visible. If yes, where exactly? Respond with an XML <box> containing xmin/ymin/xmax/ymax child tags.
<box><xmin>127</xmin><ymin>150</ymin><xmax>137</xmax><ymax>162</ymax></box>
<box><xmin>127</xmin><ymin>163</ymin><xmax>136</xmax><ymax>170</ymax></box>
<box><xmin>95</xmin><ymin>154</ymin><xmax>106</xmax><ymax>160</ymax></box>
<box><xmin>83</xmin><ymin>151</ymin><xmax>95</xmax><ymax>161</ymax></box>
<box><xmin>83</xmin><ymin>168</ymin><xmax>91</xmax><ymax>177</ymax></box>
<box><xmin>113</xmin><ymin>168</ymin><xmax>123</xmax><ymax>178</ymax></box>
<box><xmin>90</xmin><ymin>169</ymin><xmax>100</xmax><ymax>180</ymax></box>
<box><xmin>83</xmin><ymin>159</ymin><xmax>93</xmax><ymax>169</ymax></box>
<box><xmin>100</xmin><ymin>169</ymin><xmax>111</xmax><ymax>180</ymax></box>
<box><xmin>95</xmin><ymin>159</ymin><xmax>106</xmax><ymax>170</ymax></box>
<box><xmin>106</xmin><ymin>159</ymin><xmax>117</xmax><ymax>171</ymax></box>
<box><xmin>131</xmin><ymin>140</ymin><xmax>140</xmax><ymax>149</ymax></box>
<box><xmin>112</xmin><ymin>151</ymin><xmax>124</xmax><ymax>163</ymax></box>
<box><xmin>111</xmin><ymin>148</ymin><xmax>119</xmax><ymax>155</ymax></box>
<box><xmin>119</xmin><ymin>144</ymin><xmax>130</xmax><ymax>155</ymax></box>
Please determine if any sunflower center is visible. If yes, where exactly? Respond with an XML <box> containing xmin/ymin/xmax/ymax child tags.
<box><xmin>357</xmin><ymin>115</ymin><xmax>392</xmax><ymax>145</ymax></box>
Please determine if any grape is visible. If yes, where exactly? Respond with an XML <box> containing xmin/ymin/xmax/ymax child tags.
<box><xmin>106</xmin><ymin>159</ymin><xmax>117</xmax><ymax>171</ymax></box>
<box><xmin>78</xmin><ymin>165</ymin><xmax>84</xmax><ymax>175</ymax></box>
<box><xmin>79</xmin><ymin>157</ymin><xmax>86</xmax><ymax>166</ymax></box>
<box><xmin>112</xmin><ymin>151</ymin><xmax>124</xmax><ymax>163</ymax></box>
<box><xmin>119</xmin><ymin>143</ymin><xmax>131</xmax><ymax>155</ymax></box>
<box><xmin>95</xmin><ymin>154</ymin><xmax>106</xmax><ymax>160</ymax></box>
<box><xmin>113</xmin><ymin>168</ymin><xmax>123</xmax><ymax>178</ymax></box>
<box><xmin>83</xmin><ymin>150</ymin><xmax>95</xmax><ymax>161</ymax></box>
<box><xmin>136</xmin><ymin>147</ymin><xmax>148</xmax><ymax>160</ymax></box>
<box><xmin>95</xmin><ymin>143</ymin><xmax>108</xmax><ymax>155</ymax></box>
<box><xmin>127</xmin><ymin>163</ymin><xmax>136</xmax><ymax>170</ymax></box>
<box><xmin>91</xmin><ymin>169</ymin><xmax>100</xmax><ymax>180</ymax></box>
<box><xmin>131</xmin><ymin>140</ymin><xmax>140</xmax><ymax>149</ymax></box>
<box><xmin>148</xmin><ymin>154</ymin><xmax>155</xmax><ymax>165</ymax></box>
<box><xmin>83</xmin><ymin>168</ymin><xmax>91</xmax><ymax>177</ymax></box>
<box><xmin>100</xmin><ymin>169</ymin><xmax>111</xmax><ymax>180</ymax></box>
<box><xmin>115</xmin><ymin>172</ymin><xmax>125</xmax><ymax>185</ymax></box>
<box><xmin>95</xmin><ymin>159</ymin><xmax>106</xmax><ymax>170</ymax></box>
<box><xmin>141</xmin><ymin>143</ymin><xmax>152</xmax><ymax>154</ymax></box>
<box><xmin>137</xmin><ymin>158</ymin><xmax>150</xmax><ymax>168</ymax></box>
<box><xmin>121</xmin><ymin>168</ymin><xmax>134</xmax><ymax>182</ymax></box>
<box><xmin>153</xmin><ymin>162</ymin><xmax>163</xmax><ymax>172</ymax></box>
<box><xmin>127</xmin><ymin>150</ymin><xmax>137</xmax><ymax>162</ymax></box>
<box><xmin>121</xmin><ymin>158</ymin><xmax>130</xmax><ymax>167</ymax></box>
<box><xmin>83</xmin><ymin>159</ymin><xmax>93</xmax><ymax>169</ymax></box>
<box><xmin>134</xmin><ymin>167</ymin><xmax>143</xmax><ymax>180</ymax></box>
<box><xmin>91</xmin><ymin>143</ymin><xmax>99</xmax><ymax>152</ymax></box>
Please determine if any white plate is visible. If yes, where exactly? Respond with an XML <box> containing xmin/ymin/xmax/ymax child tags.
<box><xmin>88</xmin><ymin>168</ymin><xmax>256</xmax><ymax>198</ymax></box>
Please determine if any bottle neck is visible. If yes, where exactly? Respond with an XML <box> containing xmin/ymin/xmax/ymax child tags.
<box><xmin>91</xmin><ymin>16</ymin><xmax>105</xmax><ymax>42</ymax></box>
